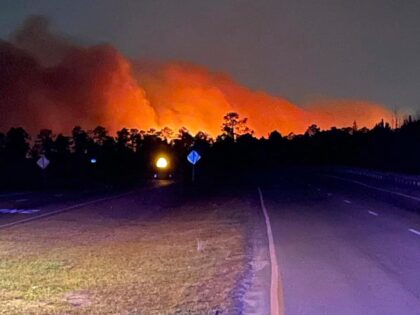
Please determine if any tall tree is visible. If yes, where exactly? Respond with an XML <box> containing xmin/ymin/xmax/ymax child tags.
<box><xmin>158</xmin><ymin>127</ymin><xmax>175</xmax><ymax>142</ymax></box>
<box><xmin>32</xmin><ymin>129</ymin><xmax>54</xmax><ymax>157</ymax></box>
<box><xmin>92</xmin><ymin>126</ymin><xmax>110</xmax><ymax>146</ymax></box>
<box><xmin>5</xmin><ymin>127</ymin><xmax>30</xmax><ymax>160</ymax></box>
<box><xmin>305</xmin><ymin>124</ymin><xmax>320</xmax><ymax>137</ymax></box>
<box><xmin>0</xmin><ymin>132</ymin><xmax>5</xmax><ymax>155</ymax></box>
<box><xmin>54</xmin><ymin>134</ymin><xmax>71</xmax><ymax>158</ymax></box>
<box><xmin>175</xmin><ymin>127</ymin><xmax>194</xmax><ymax>149</ymax></box>
<box><xmin>221</xmin><ymin>112</ymin><xmax>253</xmax><ymax>140</ymax></box>
<box><xmin>72</xmin><ymin>126</ymin><xmax>91</xmax><ymax>155</ymax></box>
<box><xmin>116</xmin><ymin>128</ymin><xmax>130</xmax><ymax>148</ymax></box>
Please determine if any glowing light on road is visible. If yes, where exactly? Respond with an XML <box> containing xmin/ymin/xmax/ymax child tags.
<box><xmin>156</xmin><ymin>157</ymin><xmax>168</xmax><ymax>169</ymax></box>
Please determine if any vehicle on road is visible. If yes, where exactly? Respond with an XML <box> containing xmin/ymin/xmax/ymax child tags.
<box><xmin>153</xmin><ymin>156</ymin><xmax>173</xmax><ymax>180</ymax></box>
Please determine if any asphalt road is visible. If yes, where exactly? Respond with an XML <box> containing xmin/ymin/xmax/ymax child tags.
<box><xmin>0</xmin><ymin>180</ymin><xmax>177</xmax><ymax>228</ymax></box>
<box><xmin>261</xmin><ymin>174</ymin><xmax>420</xmax><ymax>315</ymax></box>
<box><xmin>2</xmin><ymin>172</ymin><xmax>420</xmax><ymax>314</ymax></box>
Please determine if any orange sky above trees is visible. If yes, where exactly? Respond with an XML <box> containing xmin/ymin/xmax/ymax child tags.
<box><xmin>0</xmin><ymin>16</ymin><xmax>393</xmax><ymax>137</ymax></box>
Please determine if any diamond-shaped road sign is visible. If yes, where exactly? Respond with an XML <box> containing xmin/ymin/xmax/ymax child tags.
<box><xmin>187</xmin><ymin>150</ymin><xmax>201</xmax><ymax>165</ymax></box>
<box><xmin>37</xmin><ymin>156</ymin><xmax>50</xmax><ymax>170</ymax></box>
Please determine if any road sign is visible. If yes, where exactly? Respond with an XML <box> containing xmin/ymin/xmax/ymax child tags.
<box><xmin>187</xmin><ymin>150</ymin><xmax>201</xmax><ymax>165</ymax></box>
<box><xmin>37</xmin><ymin>156</ymin><xmax>50</xmax><ymax>170</ymax></box>
<box><xmin>187</xmin><ymin>150</ymin><xmax>201</xmax><ymax>183</ymax></box>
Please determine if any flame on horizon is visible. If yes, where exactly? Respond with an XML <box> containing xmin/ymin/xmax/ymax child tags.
<box><xmin>0</xmin><ymin>16</ymin><xmax>393</xmax><ymax>137</ymax></box>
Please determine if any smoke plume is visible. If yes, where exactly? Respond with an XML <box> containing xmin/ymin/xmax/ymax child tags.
<box><xmin>0</xmin><ymin>16</ymin><xmax>392</xmax><ymax>137</ymax></box>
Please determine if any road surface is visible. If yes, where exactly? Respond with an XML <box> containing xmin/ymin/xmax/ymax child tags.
<box><xmin>261</xmin><ymin>173</ymin><xmax>420</xmax><ymax>315</ymax></box>
<box><xmin>0</xmin><ymin>181</ymin><xmax>176</xmax><ymax>229</ymax></box>
<box><xmin>2</xmin><ymin>172</ymin><xmax>420</xmax><ymax>314</ymax></box>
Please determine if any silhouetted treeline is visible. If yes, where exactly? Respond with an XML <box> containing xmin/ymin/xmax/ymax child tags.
<box><xmin>1</xmin><ymin>112</ymin><xmax>419</xmax><ymax>190</ymax></box>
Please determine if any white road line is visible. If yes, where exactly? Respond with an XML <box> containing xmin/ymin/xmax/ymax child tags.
<box><xmin>343</xmin><ymin>199</ymin><xmax>351</xmax><ymax>204</ymax></box>
<box><xmin>0</xmin><ymin>209</ymin><xmax>40</xmax><ymax>214</ymax></box>
<box><xmin>368</xmin><ymin>210</ymin><xmax>379</xmax><ymax>216</ymax></box>
<box><xmin>408</xmin><ymin>228</ymin><xmax>420</xmax><ymax>236</ymax></box>
<box><xmin>0</xmin><ymin>191</ymin><xmax>134</xmax><ymax>230</ymax></box>
<box><xmin>327</xmin><ymin>175</ymin><xmax>420</xmax><ymax>202</ymax></box>
<box><xmin>19</xmin><ymin>210</ymin><xmax>40</xmax><ymax>214</ymax></box>
<box><xmin>257</xmin><ymin>187</ymin><xmax>282</xmax><ymax>315</ymax></box>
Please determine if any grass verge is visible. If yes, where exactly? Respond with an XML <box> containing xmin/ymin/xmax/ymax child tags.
<box><xmin>0</xmin><ymin>192</ymin><xmax>251</xmax><ymax>314</ymax></box>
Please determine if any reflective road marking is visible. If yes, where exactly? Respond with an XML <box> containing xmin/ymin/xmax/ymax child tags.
<box><xmin>408</xmin><ymin>228</ymin><xmax>420</xmax><ymax>236</ymax></box>
<box><xmin>258</xmin><ymin>187</ymin><xmax>282</xmax><ymax>315</ymax></box>
<box><xmin>0</xmin><ymin>209</ymin><xmax>40</xmax><ymax>214</ymax></box>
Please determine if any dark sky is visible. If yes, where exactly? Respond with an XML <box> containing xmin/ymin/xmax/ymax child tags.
<box><xmin>1</xmin><ymin>0</ymin><xmax>420</xmax><ymax>113</ymax></box>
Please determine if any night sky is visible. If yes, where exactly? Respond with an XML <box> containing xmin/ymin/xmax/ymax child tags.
<box><xmin>1</xmin><ymin>0</ymin><xmax>419</xmax><ymax>113</ymax></box>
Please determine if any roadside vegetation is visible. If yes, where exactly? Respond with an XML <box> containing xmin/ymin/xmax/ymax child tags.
<box><xmin>0</xmin><ymin>191</ymin><xmax>251</xmax><ymax>314</ymax></box>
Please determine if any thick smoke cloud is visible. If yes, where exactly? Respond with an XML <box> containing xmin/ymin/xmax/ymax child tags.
<box><xmin>1</xmin><ymin>16</ymin><xmax>157</xmax><ymax>134</ymax></box>
<box><xmin>0</xmin><ymin>16</ymin><xmax>392</xmax><ymax>137</ymax></box>
<box><xmin>11</xmin><ymin>15</ymin><xmax>75</xmax><ymax>66</ymax></box>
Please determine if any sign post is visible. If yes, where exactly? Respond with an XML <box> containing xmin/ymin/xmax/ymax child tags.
<box><xmin>187</xmin><ymin>150</ymin><xmax>201</xmax><ymax>183</ymax></box>
<box><xmin>37</xmin><ymin>155</ymin><xmax>50</xmax><ymax>188</ymax></box>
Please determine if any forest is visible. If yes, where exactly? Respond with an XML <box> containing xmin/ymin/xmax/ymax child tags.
<box><xmin>1</xmin><ymin>112</ymin><xmax>419</xmax><ymax>190</ymax></box>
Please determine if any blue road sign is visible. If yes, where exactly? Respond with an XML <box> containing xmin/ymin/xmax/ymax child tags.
<box><xmin>37</xmin><ymin>156</ymin><xmax>50</xmax><ymax>170</ymax></box>
<box><xmin>187</xmin><ymin>150</ymin><xmax>201</xmax><ymax>165</ymax></box>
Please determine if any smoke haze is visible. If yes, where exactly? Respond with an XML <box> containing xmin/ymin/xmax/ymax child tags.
<box><xmin>0</xmin><ymin>16</ymin><xmax>392</xmax><ymax>137</ymax></box>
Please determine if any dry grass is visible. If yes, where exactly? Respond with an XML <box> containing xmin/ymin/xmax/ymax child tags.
<box><xmin>0</xmin><ymin>194</ymin><xmax>251</xmax><ymax>314</ymax></box>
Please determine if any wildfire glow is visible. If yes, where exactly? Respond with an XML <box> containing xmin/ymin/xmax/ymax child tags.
<box><xmin>0</xmin><ymin>16</ymin><xmax>394</xmax><ymax>137</ymax></box>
